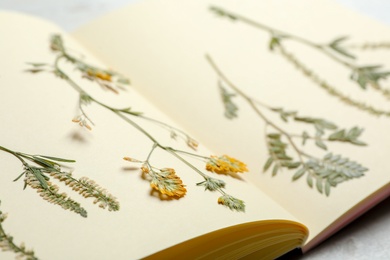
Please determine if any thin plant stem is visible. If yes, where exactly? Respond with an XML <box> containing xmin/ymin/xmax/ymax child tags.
<box><xmin>206</xmin><ymin>54</ymin><xmax>306</xmax><ymax>164</ymax></box>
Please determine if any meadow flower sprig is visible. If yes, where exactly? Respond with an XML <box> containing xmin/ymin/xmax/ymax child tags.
<box><xmin>209</xmin><ymin>6</ymin><xmax>390</xmax><ymax>117</ymax></box>
<box><xmin>26</xmin><ymin>34</ymin><xmax>247</xmax><ymax>212</ymax></box>
<box><xmin>124</xmin><ymin>144</ymin><xmax>247</xmax><ymax>212</ymax></box>
<box><xmin>0</xmin><ymin>202</ymin><xmax>37</xmax><ymax>260</ymax></box>
<box><xmin>206</xmin><ymin>54</ymin><xmax>368</xmax><ymax>196</ymax></box>
<box><xmin>0</xmin><ymin>145</ymin><xmax>119</xmax><ymax>217</ymax></box>
<box><xmin>50</xmin><ymin>34</ymin><xmax>130</xmax><ymax>93</ymax></box>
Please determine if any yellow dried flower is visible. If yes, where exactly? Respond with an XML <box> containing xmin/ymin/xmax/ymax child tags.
<box><xmin>186</xmin><ymin>137</ymin><xmax>199</xmax><ymax>150</ymax></box>
<box><xmin>72</xmin><ymin>116</ymin><xmax>92</xmax><ymax>130</ymax></box>
<box><xmin>123</xmin><ymin>157</ymin><xmax>142</xmax><ymax>163</ymax></box>
<box><xmin>217</xmin><ymin>194</ymin><xmax>245</xmax><ymax>212</ymax></box>
<box><xmin>96</xmin><ymin>72</ymin><xmax>112</xmax><ymax>82</ymax></box>
<box><xmin>206</xmin><ymin>155</ymin><xmax>248</xmax><ymax>174</ymax></box>
<box><xmin>87</xmin><ymin>69</ymin><xmax>112</xmax><ymax>82</ymax></box>
<box><xmin>150</xmin><ymin>168</ymin><xmax>187</xmax><ymax>198</ymax></box>
<box><xmin>141</xmin><ymin>165</ymin><xmax>150</xmax><ymax>174</ymax></box>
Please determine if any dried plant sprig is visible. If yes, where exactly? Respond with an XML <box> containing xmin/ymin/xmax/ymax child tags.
<box><xmin>27</xmin><ymin>35</ymin><xmax>198</xmax><ymax>149</ymax></box>
<box><xmin>197</xmin><ymin>177</ymin><xmax>226</xmax><ymax>191</ymax></box>
<box><xmin>123</xmin><ymin>143</ymin><xmax>245</xmax><ymax>211</ymax></box>
<box><xmin>209</xmin><ymin>6</ymin><xmax>390</xmax><ymax>116</ymax></box>
<box><xmin>206</xmin><ymin>155</ymin><xmax>248</xmax><ymax>175</ymax></box>
<box><xmin>206</xmin><ymin>54</ymin><xmax>368</xmax><ymax>195</ymax></box>
<box><xmin>49</xmin><ymin>172</ymin><xmax>119</xmax><ymax>211</ymax></box>
<box><xmin>217</xmin><ymin>194</ymin><xmax>245</xmax><ymax>212</ymax></box>
<box><xmin>292</xmin><ymin>153</ymin><xmax>367</xmax><ymax>196</ymax></box>
<box><xmin>0</xmin><ymin>202</ymin><xmax>38</xmax><ymax>260</ymax></box>
<box><xmin>142</xmin><ymin>165</ymin><xmax>187</xmax><ymax>198</ymax></box>
<box><xmin>50</xmin><ymin>34</ymin><xmax>130</xmax><ymax>94</ymax></box>
<box><xmin>27</xmin><ymin>34</ymin><xmax>246</xmax><ymax>211</ymax></box>
<box><xmin>0</xmin><ymin>145</ymin><xmax>119</xmax><ymax>217</ymax></box>
<box><xmin>24</xmin><ymin>171</ymin><xmax>88</xmax><ymax>217</ymax></box>
<box><xmin>276</xmin><ymin>45</ymin><xmax>390</xmax><ymax>115</ymax></box>
<box><xmin>219</xmin><ymin>81</ymin><xmax>239</xmax><ymax>119</ymax></box>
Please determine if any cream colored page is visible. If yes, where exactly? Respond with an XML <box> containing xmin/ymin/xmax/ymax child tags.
<box><xmin>73</xmin><ymin>0</ymin><xmax>390</xmax><ymax>245</ymax></box>
<box><xmin>0</xmin><ymin>11</ymin><xmax>300</xmax><ymax>260</ymax></box>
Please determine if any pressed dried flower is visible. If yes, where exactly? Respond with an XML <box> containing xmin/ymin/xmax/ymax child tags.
<box><xmin>206</xmin><ymin>155</ymin><xmax>248</xmax><ymax>174</ymax></box>
<box><xmin>87</xmin><ymin>69</ymin><xmax>112</xmax><ymax>82</ymax></box>
<box><xmin>24</xmin><ymin>172</ymin><xmax>87</xmax><ymax>218</ymax></box>
<box><xmin>149</xmin><ymin>168</ymin><xmax>187</xmax><ymax>198</ymax></box>
<box><xmin>49</xmin><ymin>171</ymin><xmax>120</xmax><ymax>212</ymax></box>
<box><xmin>141</xmin><ymin>164</ymin><xmax>150</xmax><ymax>174</ymax></box>
<box><xmin>186</xmin><ymin>137</ymin><xmax>199</xmax><ymax>150</ymax></box>
<box><xmin>123</xmin><ymin>157</ymin><xmax>142</xmax><ymax>163</ymax></box>
<box><xmin>217</xmin><ymin>194</ymin><xmax>245</xmax><ymax>212</ymax></box>
<box><xmin>72</xmin><ymin>115</ymin><xmax>92</xmax><ymax>130</ymax></box>
<box><xmin>197</xmin><ymin>177</ymin><xmax>226</xmax><ymax>191</ymax></box>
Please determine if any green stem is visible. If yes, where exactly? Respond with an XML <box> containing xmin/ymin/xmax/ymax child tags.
<box><xmin>146</xmin><ymin>143</ymin><xmax>158</xmax><ymax>162</ymax></box>
<box><xmin>166</xmin><ymin>148</ymin><xmax>229</xmax><ymax>196</ymax></box>
<box><xmin>171</xmin><ymin>149</ymin><xmax>209</xmax><ymax>160</ymax></box>
<box><xmin>138</xmin><ymin>114</ymin><xmax>193</xmax><ymax>141</ymax></box>
<box><xmin>54</xmin><ymin>57</ymin><xmax>161</xmax><ymax>145</ymax></box>
<box><xmin>165</xmin><ymin>148</ymin><xmax>208</xmax><ymax>179</ymax></box>
<box><xmin>206</xmin><ymin>54</ymin><xmax>306</xmax><ymax>164</ymax></box>
<box><xmin>212</xmin><ymin>6</ymin><xmax>390</xmax><ymax>107</ymax></box>
<box><xmin>211</xmin><ymin>6</ymin><xmax>356</xmax><ymax>70</ymax></box>
<box><xmin>0</xmin><ymin>217</ymin><xmax>37</xmax><ymax>260</ymax></box>
<box><xmin>0</xmin><ymin>146</ymin><xmax>28</xmax><ymax>166</ymax></box>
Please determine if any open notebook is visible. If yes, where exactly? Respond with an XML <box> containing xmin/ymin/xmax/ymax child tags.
<box><xmin>1</xmin><ymin>0</ymin><xmax>390</xmax><ymax>259</ymax></box>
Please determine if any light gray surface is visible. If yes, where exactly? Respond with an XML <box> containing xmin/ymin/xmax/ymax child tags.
<box><xmin>1</xmin><ymin>0</ymin><xmax>390</xmax><ymax>259</ymax></box>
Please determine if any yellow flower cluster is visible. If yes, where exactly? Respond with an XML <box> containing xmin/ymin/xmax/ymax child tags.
<box><xmin>148</xmin><ymin>168</ymin><xmax>187</xmax><ymax>198</ymax></box>
<box><xmin>87</xmin><ymin>69</ymin><xmax>112</xmax><ymax>82</ymax></box>
<box><xmin>206</xmin><ymin>155</ymin><xmax>248</xmax><ymax>174</ymax></box>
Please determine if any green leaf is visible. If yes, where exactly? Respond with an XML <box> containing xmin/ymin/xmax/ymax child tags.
<box><xmin>26</xmin><ymin>62</ymin><xmax>48</xmax><ymax>67</ymax></box>
<box><xmin>119</xmin><ymin>107</ymin><xmax>143</xmax><ymax>116</ymax></box>
<box><xmin>285</xmin><ymin>161</ymin><xmax>301</xmax><ymax>169</ymax></box>
<box><xmin>117</xmin><ymin>77</ymin><xmax>130</xmax><ymax>85</ymax></box>
<box><xmin>317</xmin><ymin>119</ymin><xmax>338</xmax><ymax>130</ymax></box>
<box><xmin>219</xmin><ymin>82</ymin><xmax>239</xmax><ymax>119</ymax></box>
<box><xmin>30</xmin><ymin>168</ymin><xmax>49</xmax><ymax>190</ymax></box>
<box><xmin>31</xmin><ymin>156</ymin><xmax>58</xmax><ymax>169</ymax></box>
<box><xmin>330</xmin><ymin>45</ymin><xmax>356</xmax><ymax>59</ymax></box>
<box><xmin>315</xmin><ymin>139</ymin><xmax>327</xmax><ymax>150</ymax></box>
<box><xmin>37</xmin><ymin>155</ymin><xmax>76</xmax><ymax>163</ymax></box>
<box><xmin>272</xmin><ymin>165</ymin><xmax>279</xmax><ymax>176</ymax></box>
<box><xmin>351</xmin><ymin>65</ymin><xmax>390</xmax><ymax>89</ymax></box>
<box><xmin>329</xmin><ymin>36</ymin><xmax>356</xmax><ymax>59</ymax></box>
<box><xmin>307</xmin><ymin>174</ymin><xmax>313</xmax><ymax>188</ymax></box>
<box><xmin>25</xmin><ymin>69</ymin><xmax>45</xmax><ymax>74</ymax></box>
<box><xmin>327</xmin><ymin>127</ymin><xmax>366</xmax><ymax>146</ymax></box>
<box><xmin>267</xmin><ymin>133</ymin><xmax>281</xmax><ymax>139</ymax></box>
<box><xmin>13</xmin><ymin>172</ymin><xmax>26</xmax><ymax>182</ymax></box>
<box><xmin>263</xmin><ymin>157</ymin><xmax>273</xmax><ymax>172</ymax></box>
<box><xmin>269</xmin><ymin>37</ymin><xmax>281</xmax><ymax>51</ymax></box>
<box><xmin>329</xmin><ymin>36</ymin><xmax>349</xmax><ymax>45</ymax></box>
<box><xmin>328</xmin><ymin>129</ymin><xmax>345</xmax><ymax>140</ymax></box>
<box><xmin>325</xmin><ymin>180</ymin><xmax>331</xmax><ymax>196</ymax></box>
<box><xmin>292</xmin><ymin>167</ymin><xmax>306</xmax><ymax>180</ymax></box>
<box><xmin>302</xmin><ymin>131</ymin><xmax>309</xmax><ymax>145</ymax></box>
<box><xmin>316</xmin><ymin>178</ymin><xmax>323</xmax><ymax>193</ymax></box>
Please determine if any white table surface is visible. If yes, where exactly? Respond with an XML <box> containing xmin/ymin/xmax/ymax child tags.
<box><xmin>1</xmin><ymin>0</ymin><xmax>390</xmax><ymax>259</ymax></box>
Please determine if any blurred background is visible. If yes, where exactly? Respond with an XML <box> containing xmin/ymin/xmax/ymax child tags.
<box><xmin>1</xmin><ymin>0</ymin><xmax>390</xmax><ymax>259</ymax></box>
<box><xmin>1</xmin><ymin>0</ymin><xmax>390</xmax><ymax>30</ymax></box>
